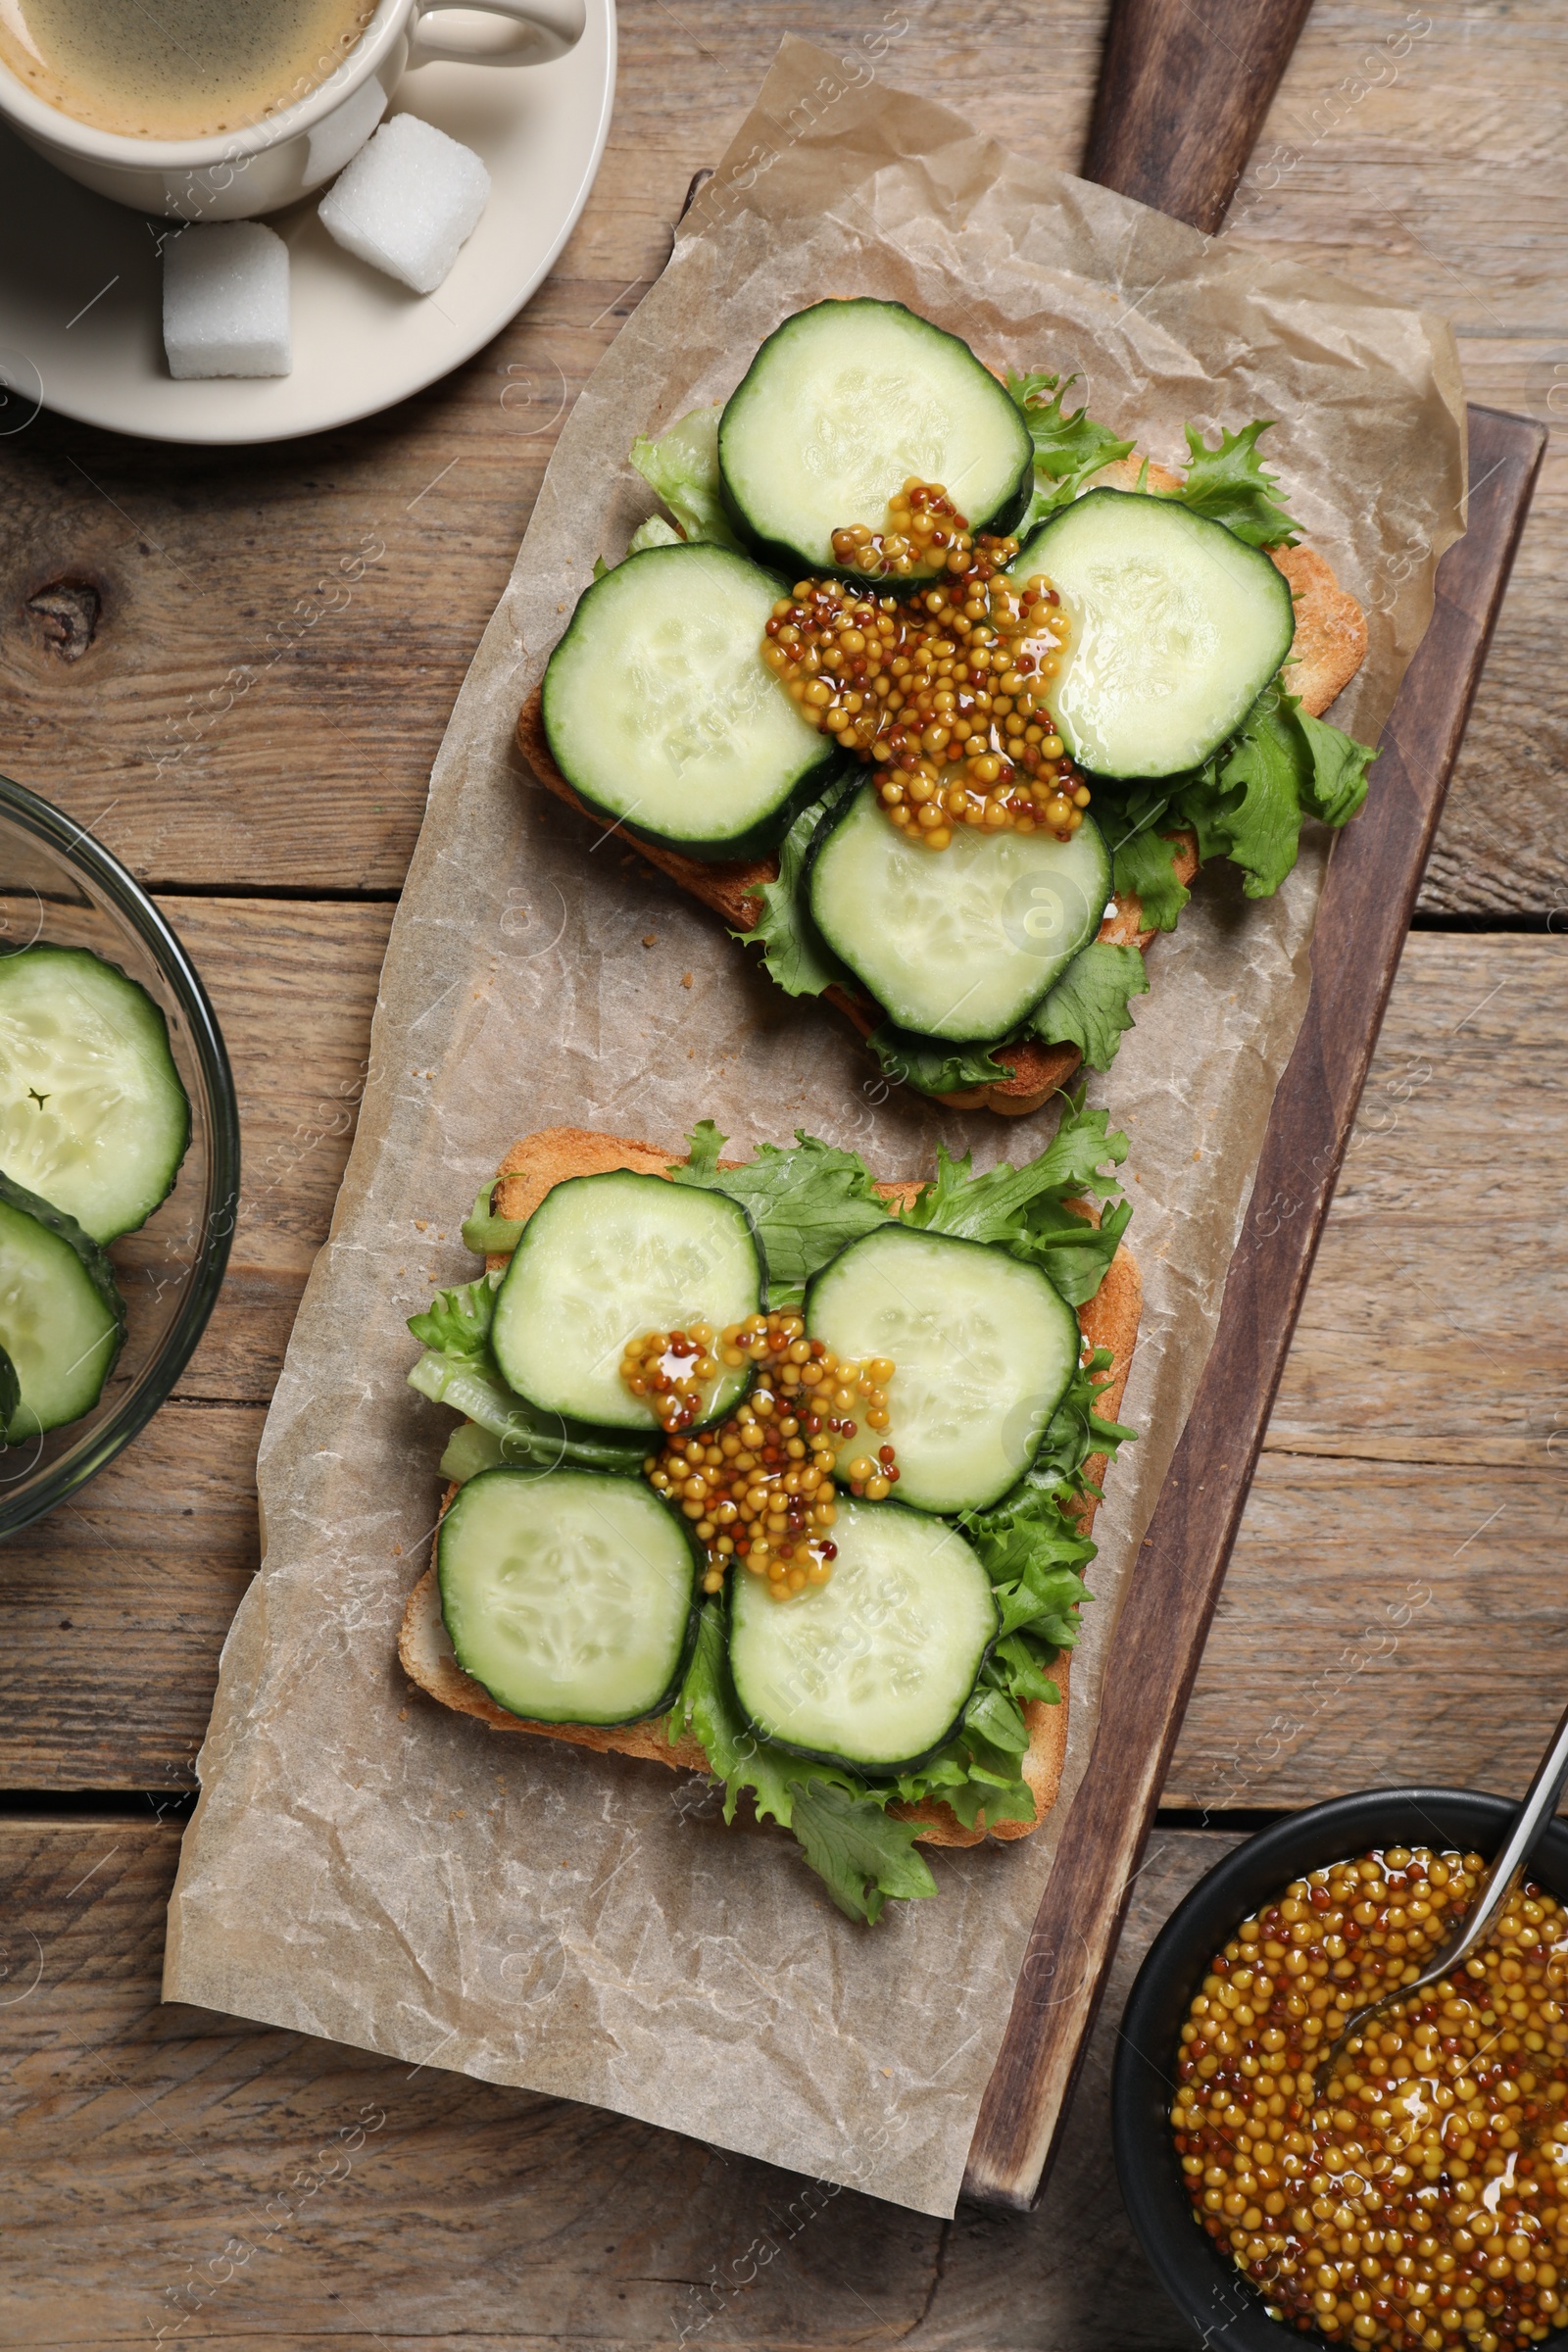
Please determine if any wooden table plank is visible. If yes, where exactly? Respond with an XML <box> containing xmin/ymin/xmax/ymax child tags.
<box><xmin>0</xmin><ymin>1408</ymin><xmax>262</xmax><ymax>1794</ymax></box>
<box><xmin>0</xmin><ymin>1820</ymin><xmax>1231</xmax><ymax>2347</ymax></box>
<box><xmin>157</xmin><ymin>897</ymin><xmax>395</xmax><ymax>1402</ymax></box>
<box><xmin>0</xmin><ymin>0</ymin><xmax>1560</xmax><ymax>913</ymax></box>
<box><xmin>0</xmin><ymin>922</ymin><xmax>1558</xmax><ymax>1807</ymax></box>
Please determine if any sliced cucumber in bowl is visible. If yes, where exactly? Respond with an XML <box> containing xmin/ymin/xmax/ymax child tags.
<box><xmin>728</xmin><ymin>1496</ymin><xmax>998</xmax><ymax>1775</ymax></box>
<box><xmin>1009</xmin><ymin>490</ymin><xmax>1296</xmax><ymax>779</ymax></box>
<box><xmin>438</xmin><ymin>1466</ymin><xmax>702</xmax><ymax>1727</ymax></box>
<box><xmin>491</xmin><ymin>1170</ymin><xmax>764</xmax><ymax>1433</ymax></box>
<box><xmin>0</xmin><ymin>943</ymin><xmax>190</xmax><ymax>1242</ymax></box>
<box><xmin>0</xmin><ymin>1172</ymin><xmax>125</xmax><ymax>1443</ymax></box>
<box><xmin>805</xmin><ymin>1224</ymin><xmax>1081</xmax><ymax>1514</ymax></box>
<box><xmin>808</xmin><ymin>784</ymin><xmax>1110</xmax><ymax>1042</ymax></box>
<box><xmin>541</xmin><ymin>543</ymin><xmax>838</xmax><ymax>861</ymax></box>
<box><xmin>718</xmin><ymin>299</ymin><xmax>1035</xmax><ymax>580</ymax></box>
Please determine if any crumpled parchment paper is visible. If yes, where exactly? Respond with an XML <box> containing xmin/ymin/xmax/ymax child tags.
<box><xmin>163</xmin><ymin>37</ymin><xmax>1466</xmax><ymax>2217</ymax></box>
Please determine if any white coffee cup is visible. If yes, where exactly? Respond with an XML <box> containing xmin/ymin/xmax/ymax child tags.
<box><xmin>0</xmin><ymin>0</ymin><xmax>586</xmax><ymax>221</ymax></box>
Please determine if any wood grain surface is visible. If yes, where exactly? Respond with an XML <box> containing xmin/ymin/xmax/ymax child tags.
<box><xmin>0</xmin><ymin>0</ymin><xmax>1559</xmax><ymax>914</ymax></box>
<box><xmin>0</xmin><ymin>0</ymin><xmax>1564</xmax><ymax>2329</ymax></box>
<box><xmin>0</xmin><ymin>1819</ymin><xmax>1236</xmax><ymax>2348</ymax></box>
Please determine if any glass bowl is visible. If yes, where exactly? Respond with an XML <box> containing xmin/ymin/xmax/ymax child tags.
<box><xmin>1111</xmin><ymin>1788</ymin><xmax>1568</xmax><ymax>2348</ymax></box>
<box><xmin>0</xmin><ymin>773</ymin><xmax>239</xmax><ymax>1536</ymax></box>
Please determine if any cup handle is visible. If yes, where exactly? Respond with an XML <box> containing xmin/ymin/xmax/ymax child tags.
<box><xmin>407</xmin><ymin>0</ymin><xmax>585</xmax><ymax>68</ymax></box>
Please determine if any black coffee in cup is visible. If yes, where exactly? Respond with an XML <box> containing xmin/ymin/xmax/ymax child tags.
<box><xmin>0</xmin><ymin>0</ymin><xmax>378</xmax><ymax>141</ymax></box>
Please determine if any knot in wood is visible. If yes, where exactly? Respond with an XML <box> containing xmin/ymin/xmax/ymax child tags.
<box><xmin>25</xmin><ymin>580</ymin><xmax>101</xmax><ymax>662</ymax></box>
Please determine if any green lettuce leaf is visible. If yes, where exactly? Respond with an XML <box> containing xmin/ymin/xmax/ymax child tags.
<box><xmin>439</xmin><ymin>1421</ymin><xmax>506</xmax><ymax>1484</ymax></box>
<box><xmin>1003</xmin><ymin>1193</ymin><xmax>1132</xmax><ymax>1308</ymax></box>
<box><xmin>1102</xmin><ymin>788</ymin><xmax>1191</xmax><ymax>932</ymax></box>
<box><xmin>786</xmin><ymin>1783</ymin><xmax>939</xmax><ymax>1923</ymax></box>
<box><xmin>408</xmin><ymin>1275</ymin><xmax>497</xmax><ymax>1360</ymax></box>
<box><xmin>666</xmin><ymin>1605</ymin><xmax>936</xmax><ymax>1924</ymax></box>
<box><xmin>904</xmin><ymin>1086</ymin><xmax>1128</xmax><ymax>1239</ymax></box>
<box><xmin>461</xmin><ymin>1184</ymin><xmax>524</xmax><ymax>1257</ymax></box>
<box><xmin>1016</xmin><ymin>1348</ymin><xmax>1138</xmax><ymax>1500</ymax></box>
<box><xmin>408</xmin><ymin>1351</ymin><xmax>645</xmax><ymax>1474</ymax></box>
<box><xmin>628</xmin><ymin>407</ymin><xmax>744</xmax><ymax>551</ymax></box>
<box><xmin>936</xmin><ymin>1348</ymin><xmax>1137</xmax><ymax>1743</ymax></box>
<box><xmin>1298</xmin><ymin>705</ymin><xmax>1378</xmax><ymax>827</ymax></box>
<box><xmin>626</xmin><ymin>514</ymin><xmax>682</xmax><ymax>556</ymax></box>
<box><xmin>867</xmin><ymin>1022</ymin><xmax>1016</xmax><ymax>1101</ymax></box>
<box><xmin>734</xmin><ymin>780</ymin><xmax>855</xmax><ymax>1000</ymax></box>
<box><xmin>1007</xmin><ymin>370</ymin><xmax>1135</xmax><ymax>530</ymax></box>
<box><xmin>1172</xmin><ymin>419</ymin><xmax>1298</xmax><ymax>549</ymax></box>
<box><xmin>1029</xmin><ymin>941</ymin><xmax>1149</xmax><ymax>1071</ymax></box>
<box><xmin>668</xmin><ymin>1121</ymin><xmax>890</xmax><ymax>1305</ymax></box>
<box><xmin>1172</xmin><ymin>687</ymin><xmax>1377</xmax><ymax>901</ymax></box>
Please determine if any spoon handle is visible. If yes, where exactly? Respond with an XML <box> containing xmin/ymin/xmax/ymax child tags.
<box><xmin>1439</xmin><ymin>1699</ymin><xmax>1568</xmax><ymax>1975</ymax></box>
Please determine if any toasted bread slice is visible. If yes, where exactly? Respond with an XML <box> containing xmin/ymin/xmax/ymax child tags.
<box><xmin>400</xmin><ymin>1127</ymin><xmax>1142</xmax><ymax>1850</ymax></box>
<box><xmin>515</xmin><ymin>460</ymin><xmax>1360</xmax><ymax>1117</ymax></box>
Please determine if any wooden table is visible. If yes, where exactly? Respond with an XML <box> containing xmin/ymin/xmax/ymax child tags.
<box><xmin>1</xmin><ymin>4</ymin><xmax>1564</xmax><ymax>2340</ymax></box>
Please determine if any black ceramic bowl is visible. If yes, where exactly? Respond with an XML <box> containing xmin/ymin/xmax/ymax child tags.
<box><xmin>1112</xmin><ymin>1788</ymin><xmax>1568</xmax><ymax>2350</ymax></box>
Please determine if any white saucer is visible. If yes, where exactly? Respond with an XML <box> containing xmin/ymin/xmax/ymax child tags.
<box><xmin>0</xmin><ymin>0</ymin><xmax>613</xmax><ymax>447</ymax></box>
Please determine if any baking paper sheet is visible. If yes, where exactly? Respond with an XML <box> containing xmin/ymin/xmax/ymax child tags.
<box><xmin>164</xmin><ymin>39</ymin><xmax>1465</xmax><ymax>2216</ymax></box>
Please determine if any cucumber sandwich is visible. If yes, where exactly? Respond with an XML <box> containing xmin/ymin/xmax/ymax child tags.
<box><xmin>400</xmin><ymin>1094</ymin><xmax>1139</xmax><ymax>1925</ymax></box>
<box><xmin>0</xmin><ymin>944</ymin><xmax>190</xmax><ymax>1446</ymax></box>
<box><xmin>521</xmin><ymin>299</ymin><xmax>1375</xmax><ymax>1113</ymax></box>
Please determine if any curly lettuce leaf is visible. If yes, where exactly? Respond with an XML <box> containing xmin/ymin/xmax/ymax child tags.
<box><xmin>669</xmin><ymin>1121</ymin><xmax>890</xmax><ymax>1305</ymax></box>
<box><xmin>1172</xmin><ymin>419</ymin><xmax>1298</xmax><ymax>549</ymax></box>
<box><xmin>734</xmin><ymin>780</ymin><xmax>855</xmax><ymax>1000</ymax></box>
<box><xmin>905</xmin><ymin>1086</ymin><xmax>1128</xmax><ymax>1235</ymax></box>
<box><xmin>628</xmin><ymin>407</ymin><xmax>743</xmax><ymax>552</ymax></box>
<box><xmin>892</xmin><ymin>1349</ymin><xmax>1137</xmax><ymax>1831</ymax></box>
<box><xmin>867</xmin><ymin>1022</ymin><xmax>1016</xmax><ymax>1101</ymax></box>
<box><xmin>1007</xmin><ymin>370</ymin><xmax>1135</xmax><ymax>530</ymax></box>
<box><xmin>408</xmin><ymin>1274</ymin><xmax>497</xmax><ymax>1360</ymax></box>
<box><xmin>1298</xmin><ymin>705</ymin><xmax>1378</xmax><ymax>827</ymax></box>
<box><xmin>1029</xmin><ymin>1345</ymin><xmax>1142</xmax><ymax>1486</ymax></box>
<box><xmin>1102</xmin><ymin>789</ymin><xmax>1191</xmax><ymax>932</ymax></box>
<box><xmin>461</xmin><ymin>1185</ymin><xmax>524</xmax><ymax>1257</ymax></box>
<box><xmin>1029</xmin><ymin>941</ymin><xmax>1149</xmax><ymax>1071</ymax></box>
<box><xmin>667</xmin><ymin>1604</ymin><xmax>936</xmax><ymax>1923</ymax></box>
<box><xmin>439</xmin><ymin>1420</ymin><xmax>506</xmax><ymax>1484</ymax></box>
<box><xmin>408</xmin><ymin>1351</ymin><xmax>645</xmax><ymax>1474</ymax></box>
<box><xmin>626</xmin><ymin>514</ymin><xmax>682</xmax><ymax>556</ymax></box>
<box><xmin>1004</xmin><ymin>1193</ymin><xmax>1132</xmax><ymax>1309</ymax></box>
<box><xmin>1172</xmin><ymin>687</ymin><xmax>1376</xmax><ymax>900</ymax></box>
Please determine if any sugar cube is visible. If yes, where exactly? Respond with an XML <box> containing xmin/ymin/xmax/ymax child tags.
<box><xmin>163</xmin><ymin>221</ymin><xmax>292</xmax><ymax>380</ymax></box>
<box><xmin>318</xmin><ymin>113</ymin><xmax>490</xmax><ymax>297</ymax></box>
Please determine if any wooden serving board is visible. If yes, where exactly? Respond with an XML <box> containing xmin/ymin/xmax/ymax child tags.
<box><xmin>961</xmin><ymin>0</ymin><xmax>1551</xmax><ymax>2210</ymax></box>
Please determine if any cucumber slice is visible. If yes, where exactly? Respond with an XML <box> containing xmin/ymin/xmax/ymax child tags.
<box><xmin>718</xmin><ymin>300</ymin><xmax>1035</xmax><ymax>578</ymax></box>
<box><xmin>728</xmin><ymin>1496</ymin><xmax>997</xmax><ymax>1774</ymax></box>
<box><xmin>541</xmin><ymin>544</ymin><xmax>836</xmax><ymax>861</ymax></box>
<box><xmin>438</xmin><ymin>1467</ymin><xmax>701</xmax><ymax>1726</ymax></box>
<box><xmin>1010</xmin><ymin>490</ymin><xmax>1296</xmax><ymax>779</ymax></box>
<box><xmin>490</xmin><ymin>1170</ymin><xmax>764</xmax><ymax>1432</ymax></box>
<box><xmin>0</xmin><ymin>1343</ymin><xmax>17</xmax><ymax>1431</ymax></box>
<box><xmin>807</xmin><ymin>785</ymin><xmax>1110</xmax><ymax>1042</ymax></box>
<box><xmin>0</xmin><ymin>944</ymin><xmax>191</xmax><ymax>1242</ymax></box>
<box><xmin>0</xmin><ymin>1172</ymin><xmax>125</xmax><ymax>1442</ymax></box>
<box><xmin>806</xmin><ymin>1225</ymin><xmax>1080</xmax><ymax>1513</ymax></box>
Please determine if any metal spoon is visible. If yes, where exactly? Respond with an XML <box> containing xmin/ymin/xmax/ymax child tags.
<box><xmin>1315</xmin><ymin>1699</ymin><xmax>1568</xmax><ymax>2089</ymax></box>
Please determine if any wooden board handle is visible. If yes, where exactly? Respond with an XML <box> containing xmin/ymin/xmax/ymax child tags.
<box><xmin>1082</xmin><ymin>0</ymin><xmax>1316</xmax><ymax>231</ymax></box>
